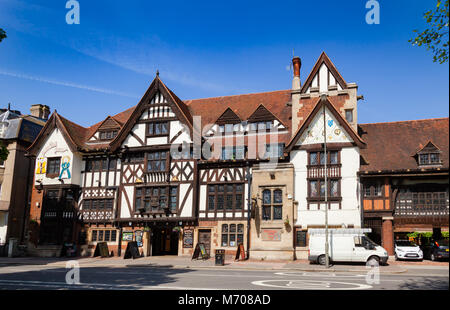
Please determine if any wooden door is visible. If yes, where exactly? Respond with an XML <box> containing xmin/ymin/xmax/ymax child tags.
<box><xmin>198</xmin><ymin>230</ymin><xmax>211</xmax><ymax>255</ymax></box>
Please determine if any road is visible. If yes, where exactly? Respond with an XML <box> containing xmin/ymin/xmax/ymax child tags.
<box><xmin>0</xmin><ymin>263</ymin><xmax>448</xmax><ymax>290</ymax></box>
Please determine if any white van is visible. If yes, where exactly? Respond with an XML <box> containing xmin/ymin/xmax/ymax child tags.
<box><xmin>308</xmin><ymin>228</ymin><xmax>389</xmax><ymax>265</ymax></box>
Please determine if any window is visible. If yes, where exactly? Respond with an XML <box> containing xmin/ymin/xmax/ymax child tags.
<box><xmin>47</xmin><ymin>157</ymin><xmax>61</xmax><ymax>176</ymax></box>
<box><xmin>220</xmin><ymin>146</ymin><xmax>245</xmax><ymax>160</ymax></box>
<box><xmin>147</xmin><ymin>122</ymin><xmax>168</xmax><ymax>136</ymax></box>
<box><xmin>261</xmin><ymin>188</ymin><xmax>283</xmax><ymax>220</ymax></box>
<box><xmin>135</xmin><ymin>186</ymin><xmax>178</xmax><ymax>213</ymax></box>
<box><xmin>91</xmin><ymin>229</ymin><xmax>117</xmax><ymax>242</ymax></box>
<box><xmin>264</xmin><ymin>144</ymin><xmax>285</xmax><ymax>159</ymax></box>
<box><xmin>221</xmin><ymin>224</ymin><xmax>244</xmax><ymax>247</ymax></box>
<box><xmin>419</xmin><ymin>153</ymin><xmax>441</xmax><ymax>165</ymax></box>
<box><xmin>309</xmin><ymin>151</ymin><xmax>339</xmax><ymax>166</ymax></box>
<box><xmin>308</xmin><ymin>179</ymin><xmax>340</xmax><ymax>199</ymax></box>
<box><xmin>364</xmin><ymin>184</ymin><xmax>383</xmax><ymax>197</ymax></box>
<box><xmin>146</xmin><ymin>151</ymin><xmax>167</xmax><ymax>172</ymax></box>
<box><xmin>345</xmin><ymin>109</ymin><xmax>353</xmax><ymax>123</ymax></box>
<box><xmin>124</xmin><ymin>152</ymin><xmax>144</xmax><ymax>163</ymax></box>
<box><xmin>83</xmin><ymin>199</ymin><xmax>114</xmax><ymax>211</ymax></box>
<box><xmin>99</xmin><ymin>130</ymin><xmax>118</xmax><ymax>140</ymax></box>
<box><xmin>296</xmin><ymin>230</ymin><xmax>308</xmax><ymax>247</ymax></box>
<box><xmin>207</xmin><ymin>184</ymin><xmax>244</xmax><ymax>211</ymax></box>
<box><xmin>85</xmin><ymin>158</ymin><xmax>110</xmax><ymax>172</ymax></box>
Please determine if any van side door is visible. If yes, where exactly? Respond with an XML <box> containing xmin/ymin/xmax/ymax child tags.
<box><xmin>352</xmin><ymin>236</ymin><xmax>369</xmax><ymax>262</ymax></box>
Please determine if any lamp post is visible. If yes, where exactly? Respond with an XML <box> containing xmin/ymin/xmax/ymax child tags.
<box><xmin>322</xmin><ymin>95</ymin><xmax>330</xmax><ymax>268</ymax></box>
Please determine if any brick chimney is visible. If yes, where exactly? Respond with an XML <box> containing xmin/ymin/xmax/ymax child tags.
<box><xmin>30</xmin><ymin>104</ymin><xmax>50</xmax><ymax>120</ymax></box>
<box><xmin>291</xmin><ymin>56</ymin><xmax>302</xmax><ymax>136</ymax></box>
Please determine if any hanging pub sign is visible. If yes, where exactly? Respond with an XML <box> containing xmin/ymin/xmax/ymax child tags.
<box><xmin>191</xmin><ymin>243</ymin><xmax>209</xmax><ymax>260</ymax></box>
<box><xmin>235</xmin><ymin>243</ymin><xmax>245</xmax><ymax>261</ymax></box>
<box><xmin>135</xmin><ymin>230</ymin><xmax>143</xmax><ymax>247</ymax></box>
<box><xmin>183</xmin><ymin>229</ymin><xmax>193</xmax><ymax>248</ymax></box>
<box><xmin>122</xmin><ymin>231</ymin><xmax>133</xmax><ymax>241</ymax></box>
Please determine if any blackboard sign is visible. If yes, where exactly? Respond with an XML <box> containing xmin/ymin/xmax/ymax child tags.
<box><xmin>183</xmin><ymin>229</ymin><xmax>193</xmax><ymax>248</ymax></box>
<box><xmin>93</xmin><ymin>242</ymin><xmax>109</xmax><ymax>258</ymax></box>
<box><xmin>124</xmin><ymin>241</ymin><xmax>141</xmax><ymax>259</ymax></box>
<box><xmin>191</xmin><ymin>243</ymin><xmax>209</xmax><ymax>260</ymax></box>
<box><xmin>235</xmin><ymin>243</ymin><xmax>245</xmax><ymax>261</ymax></box>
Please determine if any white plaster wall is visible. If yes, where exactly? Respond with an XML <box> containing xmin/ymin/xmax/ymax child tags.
<box><xmin>170</xmin><ymin>120</ymin><xmax>191</xmax><ymax>144</ymax></box>
<box><xmin>319</xmin><ymin>63</ymin><xmax>328</xmax><ymax>92</ymax></box>
<box><xmin>146</xmin><ymin>137</ymin><xmax>168</xmax><ymax>145</ymax></box>
<box><xmin>120</xmin><ymin>186</ymin><xmax>133</xmax><ymax>218</ymax></box>
<box><xmin>179</xmin><ymin>183</ymin><xmax>193</xmax><ymax>217</ymax></box>
<box><xmin>122</xmin><ymin>124</ymin><xmax>146</xmax><ymax>148</ymax></box>
<box><xmin>291</xmin><ymin>147</ymin><xmax>361</xmax><ymax>228</ymax></box>
<box><xmin>34</xmin><ymin>128</ymin><xmax>81</xmax><ymax>186</ymax></box>
<box><xmin>199</xmin><ymin>185</ymin><xmax>206</xmax><ymax>211</ymax></box>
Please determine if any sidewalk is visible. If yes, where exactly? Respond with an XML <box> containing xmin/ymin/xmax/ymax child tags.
<box><xmin>3</xmin><ymin>255</ymin><xmax>446</xmax><ymax>273</ymax></box>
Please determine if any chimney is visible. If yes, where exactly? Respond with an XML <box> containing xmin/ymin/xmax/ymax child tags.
<box><xmin>291</xmin><ymin>56</ymin><xmax>302</xmax><ymax>137</ymax></box>
<box><xmin>30</xmin><ymin>104</ymin><xmax>50</xmax><ymax>121</ymax></box>
<box><xmin>292</xmin><ymin>56</ymin><xmax>301</xmax><ymax>90</ymax></box>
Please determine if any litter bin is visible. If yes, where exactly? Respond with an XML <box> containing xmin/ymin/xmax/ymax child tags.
<box><xmin>215</xmin><ymin>249</ymin><xmax>225</xmax><ymax>266</ymax></box>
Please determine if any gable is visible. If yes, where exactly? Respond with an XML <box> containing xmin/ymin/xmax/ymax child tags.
<box><xmin>286</xmin><ymin>96</ymin><xmax>365</xmax><ymax>151</ymax></box>
<box><xmin>110</xmin><ymin>76</ymin><xmax>194</xmax><ymax>151</ymax></box>
<box><xmin>301</xmin><ymin>52</ymin><xmax>347</xmax><ymax>94</ymax></box>
<box><xmin>416</xmin><ymin>141</ymin><xmax>441</xmax><ymax>154</ymax></box>
<box><xmin>216</xmin><ymin>108</ymin><xmax>241</xmax><ymax>125</ymax></box>
<box><xmin>297</xmin><ymin>105</ymin><xmax>353</xmax><ymax>145</ymax></box>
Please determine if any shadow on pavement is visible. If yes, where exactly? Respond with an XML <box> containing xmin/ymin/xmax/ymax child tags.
<box><xmin>398</xmin><ymin>277</ymin><xmax>449</xmax><ymax>290</ymax></box>
<box><xmin>0</xmin><ymin>264</ymin><xmax>195</xmax><ymax>290</ymax></box>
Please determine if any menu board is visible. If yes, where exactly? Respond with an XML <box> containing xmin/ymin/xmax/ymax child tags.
<box><xmin>183</xmin><ymin>229</ymin><xmax>193</xmax><ymax>248</ymax></box>
<box><xmin>122</xmin><ymin>231</ymin><xmax>133</xmax><ymax>241</ymax></box>
<box><xmin>135</xmin><ymin>230</ymin><xmax>143</xmax><ymax>247</ymax></box>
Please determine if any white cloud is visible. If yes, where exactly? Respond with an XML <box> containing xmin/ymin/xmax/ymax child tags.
<box><xmin>0</xmin><ymin>69</ymin><xmax>140</xmax><ymax>98</ymax></box>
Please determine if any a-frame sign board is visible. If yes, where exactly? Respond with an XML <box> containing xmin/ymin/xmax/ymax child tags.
<box><xmin>191</xmin><ymin>243</ymin><xmax>209</xmax><ymax>260</ymax></box>
<box><xmin>123</xmin><ymin>241</ymin><xmax>141</xmax><ymax>259</ymax></box>
<box><xmin>235</xmin><ymin>243</ymin><xmax>245</xmax><ymax>261</ymax></box>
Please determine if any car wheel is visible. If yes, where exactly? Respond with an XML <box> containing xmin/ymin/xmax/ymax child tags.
<box><xmin>318</xmin><ymin>255</ymin><xmax>327</xmax><ymax>265</ymax></box>
<box><xmin>367</xmin><ymin>256</ymin><xmax>380</xmax><ymax>265</ymax></box>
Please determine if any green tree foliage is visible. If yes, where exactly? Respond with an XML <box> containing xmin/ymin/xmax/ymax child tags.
<box><xmin>0</xmin><ymin>28</ymin><xmax>6</xmax><ymax>42</ymax></box>
<box><xmin>409</xmin><ymin>0</ymin><xmax>449</xmax><ymax>64</ymax></box>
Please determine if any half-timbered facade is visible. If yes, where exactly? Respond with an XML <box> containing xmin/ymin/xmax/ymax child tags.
<box><xmin>24</xmin><ymin>52</ymin><xmax>448</xmax><ymax>260</ymax></box>
<box><xmin>359</xmin><ymin>119</ymin><xmax>449</xmax><ymax>255</ymax></box>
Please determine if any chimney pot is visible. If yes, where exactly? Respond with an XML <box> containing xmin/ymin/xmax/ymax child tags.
<box><xmin>30</xmin><ymin>104</ymin><xmax>50</xmax><ymax>121</ymax></box>
<box><xmin>292</xmin><ymin>56</ymin><xmax>301</xmax><ymax>78</ymax></box>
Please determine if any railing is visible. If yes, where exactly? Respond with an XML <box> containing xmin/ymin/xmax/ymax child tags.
<box><xmin>307</xmin><ymin>164</ymin><xmax>341</xmax><ymax>178</ymax></box>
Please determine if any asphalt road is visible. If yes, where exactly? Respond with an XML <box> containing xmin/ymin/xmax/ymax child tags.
<box><xmin>0</xmin><ymin>264</ymin><xmax>448</xmax><ymax>290</ymax></box>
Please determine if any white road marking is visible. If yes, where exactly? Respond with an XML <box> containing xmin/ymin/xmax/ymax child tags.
<box><xmin>252</xmin><ymin>279</ymin><xmax>372</xmax><ymax>290</ymax></box>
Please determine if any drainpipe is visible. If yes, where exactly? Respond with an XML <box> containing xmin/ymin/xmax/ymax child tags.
<box><xmin>246</xmin><ymin>166</ymin><xmax>252</xmax><ymax>260</ymax></box>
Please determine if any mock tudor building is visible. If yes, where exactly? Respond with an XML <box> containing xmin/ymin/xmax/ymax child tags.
<box><xmin>24</xmin><ymin>52</ymin><xmax>448</xmax><ymax>259</ymax></box>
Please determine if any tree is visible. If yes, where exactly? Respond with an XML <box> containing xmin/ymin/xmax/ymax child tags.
<box><xmin>0</xmin><ymin>27</ymin><xmax>9</xmax><ymax>161</ymax></box>
<box><xmin>0</xmin><ymin>28</ymin><xmax>6</xmax><ymax>43</ymax></box>
<box><xmin>409</xmin><ymin>0</ymin><xmax>449</xmax><ymax>64</ymax></box>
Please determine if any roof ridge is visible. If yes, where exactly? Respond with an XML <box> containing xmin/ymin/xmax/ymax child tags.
<box><xmin>184</xmin><ymin>89</ymin><xmax>290</xmax><ymax>103</ymax></box>
<box><xmin>360</xmin><ymin>117</ymin><xmax>449</xmax><ymax>126</ymax></box>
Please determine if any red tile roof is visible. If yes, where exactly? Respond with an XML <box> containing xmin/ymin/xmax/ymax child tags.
<box><xmin>359</xmin><ymin>118</ymin><xmax>449</xmax><ymax>173</ymax></box>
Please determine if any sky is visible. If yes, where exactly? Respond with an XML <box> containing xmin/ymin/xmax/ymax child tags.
<box><xmin>0</xmin><ymin>0</ymin><xmax>448</xmax><ymax>127</ymax></box>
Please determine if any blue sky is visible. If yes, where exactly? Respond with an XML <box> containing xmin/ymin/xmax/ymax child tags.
<box><xmin>0</xmin><ymin>0</ymin><xmax>448</xmax><ymax>127</ymax></box>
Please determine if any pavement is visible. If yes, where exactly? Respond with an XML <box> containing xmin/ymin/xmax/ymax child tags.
<box><xmin>0</xmin><ymin>255</ymin><xmax>448</xmax><ymax>274</ymax></box>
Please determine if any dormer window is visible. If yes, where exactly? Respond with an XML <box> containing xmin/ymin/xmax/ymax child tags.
<box><xmin>419</xmin><ymin>153</ymin><xmax>441</xmax><ymax>165</ymax></box>
<box><xmin>99</xmin><ymin>130</ymin><xmax>118</xmax><ymax>140</ymax></box>
<box><xmin>416</xmin><ymin>141</ymin><xmax>442</xmax><ymax>166</ymax></box>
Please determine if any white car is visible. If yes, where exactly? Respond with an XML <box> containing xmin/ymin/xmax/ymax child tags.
<box><xmin>394</xmin><ymin>240</ymin><xmax>423</xmax><ymax>261</ymax></box>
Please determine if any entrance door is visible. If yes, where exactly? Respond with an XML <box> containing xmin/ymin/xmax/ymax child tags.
<box><xmin>151</xmin><ymin>227</ymin><xmax>179</xmax><ymax>255</ymax></box>
<box><xmin>198</xmin><ymin>230</ymin><xmax>211</xmax><ymax>256</ymax></box>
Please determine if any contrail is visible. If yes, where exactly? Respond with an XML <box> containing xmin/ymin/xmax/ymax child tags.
<box><xmin>0</xmin><ymin>69</ymin><xmax>140</xmax><ymax>99</ymax></box>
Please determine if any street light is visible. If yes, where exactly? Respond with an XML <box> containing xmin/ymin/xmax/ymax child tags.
<box><xmin>321</xmin><ymin>94</ymin><xmax>330</xmax><ymax>269</ymax></box>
